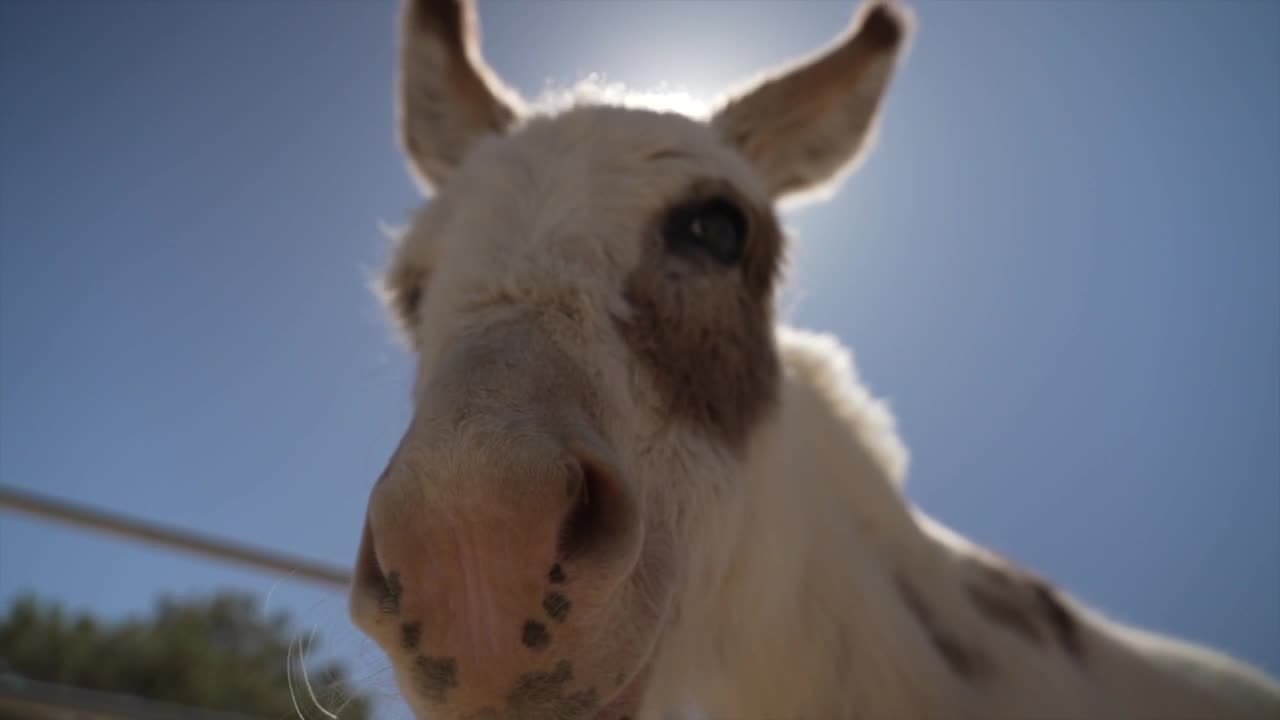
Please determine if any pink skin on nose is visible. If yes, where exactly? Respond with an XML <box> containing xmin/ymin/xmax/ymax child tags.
<box><xmin>380</xmin><ymin>517</ymin><xmax>652</xmax><ymax>720</ymax></box>
<box><xmin>457</xmin><ymin>526</ymin><xmax>502</xmax><ymax>662</ymax></box>
<box><xmin>396</xmin><ymin>514</ymin><xmax>562</xmax><ymax>669</ymax></box>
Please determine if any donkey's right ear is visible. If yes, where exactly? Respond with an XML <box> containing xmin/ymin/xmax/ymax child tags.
<box><xmin>398</xmin><ymin>0</ymin><xmax>522</xmax><ymax>190</ymax></box>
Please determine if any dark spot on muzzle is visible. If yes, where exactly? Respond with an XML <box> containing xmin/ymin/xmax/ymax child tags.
<box><xmin>505</xmin><ymin>659</ymin><xmax>598</xmax><ymax>718</ymax></box>
<box><xmin>522</xmin><ymin>620</ymin><xmax>551</xmax><ymax>650</ymax></box>
<box><xmin>381</xmin><ymin>571</ymin><xmax>404</xmax><ymax>615</ymax></box>
<box><xmin>543</xmin><ymin>591</ymin><xmax>572</xmax><ymax>623</ymax></box>
<box><xmin>401</xmin><ymin>622</ymin><xmax>423</xmax><ymax>651</ymax></box>
<box><xmin>549</xmin><ymin>563</ymin><xmax>567</xmax><ymax>584</ymax></box>
<box><xmin>414</xmin><ymin>655</ymin><xmax>458</xmax><ymax>703</ymax></box>
<box><xmin>508</xmin><ymin>659</ymin><xmax>572</xmax><ymax>707</ymax></box>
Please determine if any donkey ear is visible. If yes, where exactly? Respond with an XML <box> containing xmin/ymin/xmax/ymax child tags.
<box><xmin>399</xmin><ymin>0</ymin><xmax>522</xmax><ymax>190</ymax></box>
<box><xmin>711</xmin><ymin>1</ymin><xmax>913</xmax><ymax>200</ymax></box>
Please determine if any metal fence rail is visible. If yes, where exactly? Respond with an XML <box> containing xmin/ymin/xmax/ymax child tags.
<box><xmin>0</xmin><ymin>483</ymin><xmax>351</xmax><ymax>589</ymax></box>
<box><xmin>0</xmin><ymin>483</ymin><xmax>358</xmax><ymax>717</ymax></box>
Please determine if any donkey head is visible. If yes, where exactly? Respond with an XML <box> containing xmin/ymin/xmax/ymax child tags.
<box><xmin>350</xmin><ymin>1</ymin><xmax>912</xmax><ymax>717</ymax></box>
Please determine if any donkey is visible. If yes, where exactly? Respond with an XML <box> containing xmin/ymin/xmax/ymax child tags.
<box><xmin>349</xmin><ymin>1</ymin><xmax>1280</xmax><ymax>718</ymax></box>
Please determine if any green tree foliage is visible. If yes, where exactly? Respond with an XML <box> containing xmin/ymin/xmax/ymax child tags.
<box><xmin>0</xmin><ymin>592</ymin><xmax>369</xmax><ymax>719</ymax></box>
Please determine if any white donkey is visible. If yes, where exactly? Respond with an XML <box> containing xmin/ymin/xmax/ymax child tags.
<box><xmin>349</xmin><ymin>1</ymin><xmax>1280</xmax><ymax>718</ymax></box>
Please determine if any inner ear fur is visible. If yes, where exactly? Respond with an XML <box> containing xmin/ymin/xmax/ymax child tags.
<box><xmin>398</xmin><ymin>0</ymin><xmax>523</xmax><ymax>190</ymax></box>
<box><xmin>711</xmin><ymin>1</ymin><xmax>914</xmax><ymax>200</ymax></box>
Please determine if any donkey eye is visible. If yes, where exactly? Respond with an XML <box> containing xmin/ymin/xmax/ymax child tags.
<box><xmin>662</xmin><ymin>197</ymin><xmax>747</xmax><ymax>266</ymax></box>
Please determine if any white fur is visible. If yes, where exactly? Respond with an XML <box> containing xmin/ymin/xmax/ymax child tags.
<box><xmin>642</xmin><ymin>328</ymin><xmax>1280</xmax><ymax>719</ymax></box>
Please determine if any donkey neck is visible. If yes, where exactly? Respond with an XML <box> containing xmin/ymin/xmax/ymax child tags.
<box><xmin>646</xmin><ymin>329</ymin><xmax>966</xmax><ymax>719</ymax></box>
<box><xmin>643</xmin><ymin>329</ymin><xmax>1280</xmax><ymax>720</ymax></box>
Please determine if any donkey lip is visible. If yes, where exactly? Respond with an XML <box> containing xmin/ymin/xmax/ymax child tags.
<box><xmin>592</xmin><ymin>665</ymin><xmax>649</xmax><ymax>720</ymax></box>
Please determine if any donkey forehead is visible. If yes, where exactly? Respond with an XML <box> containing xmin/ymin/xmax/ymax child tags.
<box><xmin>410</xmin><ymin>105</ymin><xmax>770</xmax><ymax>269</ymax></box>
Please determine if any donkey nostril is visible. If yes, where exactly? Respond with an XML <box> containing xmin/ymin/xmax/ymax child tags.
<box><xmin>557</xmin><ymin>462</ymin><xmax>599</xmax><ymax>561</ymax></box>
<box><xmin>357</xmin><ymin>522</ymin><xmax>382</xmax><ymax>584</ymax></box>
<box><xmin>556</xmin><ymin>456</ymin><xmax>623</xmax><ymax>562</ymax></box>
<box><xmin>355</xmin><ymin>521</ymin><xmax>401</xmax><ymax>614</ymax></box>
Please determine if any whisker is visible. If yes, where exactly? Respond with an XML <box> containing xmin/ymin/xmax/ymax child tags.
<box><xmin>299</xmin><ymin>624</ymin><xmax>339</xmax><ymax>719</ymax></box>
<box><xmin>287</xmin><ymin>632</ymin><xmax>306</xmax><ymax>720</ymax></box>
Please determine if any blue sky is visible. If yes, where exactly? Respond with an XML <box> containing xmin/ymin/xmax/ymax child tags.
<box><xmin>1</xmin><ymin>1</ymin><xmax>1277</xmax><ymax>716</ymax></box>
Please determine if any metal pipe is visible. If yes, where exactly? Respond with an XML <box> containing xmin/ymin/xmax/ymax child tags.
<box><xmin>0</xmin><ymin>483</ymin><xmax>351</xmax><ymax>589</ymax></box>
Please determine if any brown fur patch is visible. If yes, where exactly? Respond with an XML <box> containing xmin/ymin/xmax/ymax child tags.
<box><xmin>966</xmin><ymin>551</ymin><xmax>1085</xmax><ymax>660</ymax></box>
<box><xmin>1033</xmin><ymin>579</ymin><xmax>1082</xmax><ymax>656</ymax></box>
<box><xmin>615</xmin><ymin>180</ymin><xmax>783</xmax><ymax>450</ymax></box>
<box><xmin>968</xmin><ymin>583</ymin><xmax>1044</xmax><ymax>647</ymax></box>
<box><xmin>896</xmin><ymin>575</ymin><xmax>987</xmax><ymax>680</ymax></box>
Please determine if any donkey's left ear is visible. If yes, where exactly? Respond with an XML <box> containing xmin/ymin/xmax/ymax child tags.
<box><xmin>398</xmin><ymin>0</ymin><xmax>523</xmax><ymax>191</ymax></box>
<box><xmin>711</xmin><ymin>1</ymin><xmax>913</xmax><ymax>200</ymax></box>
